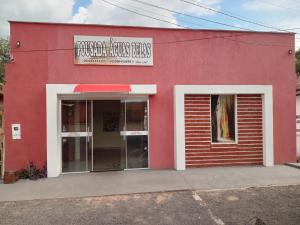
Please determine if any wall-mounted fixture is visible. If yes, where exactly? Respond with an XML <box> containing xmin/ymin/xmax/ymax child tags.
<box><xmin>16</xmin><ymin>41</ymin><xmax>21</xmax><ymax>48</ymax></box>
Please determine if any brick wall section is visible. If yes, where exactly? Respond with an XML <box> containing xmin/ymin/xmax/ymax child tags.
<box><xmin>185</xmin><ymin>94</ymin><xmax>263</xmax><ymax>167</ymax></box>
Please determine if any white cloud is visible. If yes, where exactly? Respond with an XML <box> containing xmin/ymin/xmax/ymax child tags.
<box><xmin>278</xmin><ymin>18</ymin><xmax>300</xmax><ymax>50</ymax></box>
<box><xmin>242</xmin><ymin>0</ymin><xmax>299</xmax><ymax>12</ymax></box>
<box><xmin>241</xmin><ymin>0</ymin><xmax>300</xmax><ymax>49</ymax></box>
<box><xmin>72</xmin><ymin>6</ymin><xmax>89</xmax><ymax>23</ymax></box>
<box><xmin>0</xmin><ymin>0</ymin><xmax>75</xmax><ymax>37</ymax></box>
<box><xmin>0</xmin><ymin>0</ymin><xmax>222</xmax><ymax>38</ymax></box>
<box><xmin>70</xmin><ymin>0</ymin><xmax>222</xmax><ymax>28</ymax></box>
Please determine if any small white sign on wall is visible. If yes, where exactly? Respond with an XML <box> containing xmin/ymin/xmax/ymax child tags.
<box><xmin>12</xmin><ymin>124</ymin><xmax>21</xmax><ymax>139</ymax></box>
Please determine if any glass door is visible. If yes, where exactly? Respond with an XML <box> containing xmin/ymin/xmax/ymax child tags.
<box><xmin>92</xmin><ymin>100</ymin><xmax>122</xmax><ymax>171</ymax></box>
<box><xmin>60</xmin><ymin>99</ymin><xmax>149</xmax><ymax>173</ymax></box>
<box><xmin>61</xmin><ymin>100</ymin><xmax>92</xmax><ymax>173</ymax></box>
<box><xmin>120</xmin><ymin>100</ymin><xmax>149</xmax><ymax>169</ymax></box>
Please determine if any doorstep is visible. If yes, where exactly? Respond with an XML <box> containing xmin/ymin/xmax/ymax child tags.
<box><xmin>285</xmin><ymin>163</ymin><xmax>300</xmax><ymax>169</ymax></box>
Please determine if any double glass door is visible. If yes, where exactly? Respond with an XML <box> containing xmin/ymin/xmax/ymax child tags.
<box><xmin>61</xmin><ymin>99</ymin><xmax>148</xmax><ymax>173</ymax></box>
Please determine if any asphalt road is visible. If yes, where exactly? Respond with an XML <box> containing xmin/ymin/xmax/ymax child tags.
<box><xmin>0</xmin><ymin>185</ymin><xmax>299</xmax><ymax>225</ymax></box>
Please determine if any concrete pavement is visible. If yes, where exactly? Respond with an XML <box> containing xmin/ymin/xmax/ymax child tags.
<box><xmin>0</xmin><ymin>165</ymin><xmax>300</xmax><ymax>202</ymax></box>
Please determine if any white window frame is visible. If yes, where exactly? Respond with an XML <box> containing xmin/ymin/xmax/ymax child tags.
<box><xmin>210</xmin><ymin>94</ymin><xmax>238</xmax><ymax>145</ymax></box>
<box><xmin>174</xmin><ymin>85</ymin><xmax>273</xmax><ymax>170</ymax></box>
<box><xmin>46</xmin><ymin>84</ymin><xmax>156</xmax><ymax>177</ymax></box>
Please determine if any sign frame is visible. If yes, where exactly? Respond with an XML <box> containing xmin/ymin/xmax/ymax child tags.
<box><xmin>74</xmin><ymin>35</ymin><xmax>153</xmax><ymax>66</ymax></box>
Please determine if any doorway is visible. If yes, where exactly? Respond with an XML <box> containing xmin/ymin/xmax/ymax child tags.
<box><xmin>60</xmin><ymin>99</ymin><xmax>149</xmax><ymax>173</ymax></box>
<box><xmin>93</xmin><ymin>100</ymin><xmax>121</xmax><ymax>171</ymax></box>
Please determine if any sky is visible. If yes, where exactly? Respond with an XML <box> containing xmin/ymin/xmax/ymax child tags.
<box><xmin>0</xmin><ymin>0</ymin><xmax>299</xmax><ymax>49</ymax></box>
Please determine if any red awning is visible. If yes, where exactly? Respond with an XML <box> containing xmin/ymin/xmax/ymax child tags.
<box><xmin>74</xmin><ymin>84</ymin><xmax>131</xmax><ymax>93</ymax></box>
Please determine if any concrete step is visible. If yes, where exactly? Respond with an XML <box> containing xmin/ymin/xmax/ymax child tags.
<box><xmin>285</xmin><ymin>163</ymin><xmax>300</xmax><ymax>169</ymax></box>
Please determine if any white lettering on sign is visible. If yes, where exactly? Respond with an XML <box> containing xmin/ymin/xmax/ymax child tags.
<box><xmin>74</xmin><ymin>35</ymin><xmax>153</xmax><ymax>66</ymax></box>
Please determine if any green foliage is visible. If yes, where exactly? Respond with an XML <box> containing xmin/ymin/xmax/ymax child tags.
<box><xmin>0</xmin><ymin>37</ymin><xmax>10</xmax><ymax>84</ymax></box>
<box><xmin>27</xmin><ymin>162</ymin><xmax>47</xmax><ymax>180</ymax></box>
<box><xmin>296</xmin><ymin>49</ymin><xmax>300</xmax><ymax>76</ymax></box>
<box><xmin>18</xmin><ymin>168</ymin><xmax>29</xmax><ymax>179</ymax></box>
<box><xmin>18</xmin><ymin>162</ymin><xmax>47</xmax><ymax>180</ymax></box>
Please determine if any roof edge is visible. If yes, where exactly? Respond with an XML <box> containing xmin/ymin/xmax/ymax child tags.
<box><xmin>8</xmin><ymin>20</ymin><xmax>295</xmax><ymax>35</ymax></box>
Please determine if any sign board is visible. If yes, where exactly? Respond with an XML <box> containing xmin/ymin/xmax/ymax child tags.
<box><xmin>74</xmin><ymin>35</ymin><xmax>153</xmax><ymax>66</ymax></box>
<box><xmin>12</xmin><ymin>124</ymin><xmax>21</xmax><ymax>140</ymax></box>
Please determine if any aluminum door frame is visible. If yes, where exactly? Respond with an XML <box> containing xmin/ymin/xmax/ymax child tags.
<box><xmin>120</xmin><ymin>99</ymin><xmax>150</xmax><ymax>170</ymax></box>
<box><xmin>60</xmin><ymin>100</ymin><xmax>92</xmax><ymax>173</ymax></box>
<box><xmin>59</xmin><ymin>97</ymin><xmax>150</xmax><ymax>173</ymax></box>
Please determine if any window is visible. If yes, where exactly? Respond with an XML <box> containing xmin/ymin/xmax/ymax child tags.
<box><xmin>211</xmin><ymin>95</ymin><xmax>236</xmax><ymax>143</ymax></box>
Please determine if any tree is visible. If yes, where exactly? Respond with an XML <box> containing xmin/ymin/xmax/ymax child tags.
<box><xmin>296</xmin><ymin>49</ymin><xmax>300</xmax><ymax>76</ymax></box>
<box><xmin>0</xmin><ymin>37</ymin><xmax>10</xmax><ymax>84</ymax></box>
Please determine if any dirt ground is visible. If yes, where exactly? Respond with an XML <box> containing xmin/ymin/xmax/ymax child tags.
<box><xmin>0</xmin><ymin>185</ymin><xmax>300</xmax><ymax>225</ymax></box>
<box><xmin>198</xmin><ymin>185</ymin><xmax>300</xmax><ymax>225</ymax></box>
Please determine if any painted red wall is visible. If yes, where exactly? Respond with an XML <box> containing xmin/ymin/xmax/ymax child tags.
<box><xmin>4</xmin><ymin>22</ymin><xmax>296</xmax><ymax>171</ymax></box>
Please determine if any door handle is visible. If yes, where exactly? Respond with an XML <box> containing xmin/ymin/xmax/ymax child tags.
<box><xmin>87</xmin><ymin>126</ymin><xmax>90</xmax><ymax>142</ymax></box>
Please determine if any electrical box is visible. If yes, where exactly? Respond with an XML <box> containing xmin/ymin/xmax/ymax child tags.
<box><xmin>12</xmin><ymin>124</ymin><xmax>21</xmax><ymax>140</ymax></box>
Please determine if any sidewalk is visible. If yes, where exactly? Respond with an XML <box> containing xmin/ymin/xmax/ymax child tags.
<box><xmin>0</xmin><ymin>165</ymin><xmax>300</xmax><ymax>202</ymax></box>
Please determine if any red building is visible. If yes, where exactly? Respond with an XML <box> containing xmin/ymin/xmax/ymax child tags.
<box><xmin>3</xmin><ymin>21</ymin><xmax>296</xmax><ymax>177</ymax></box>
